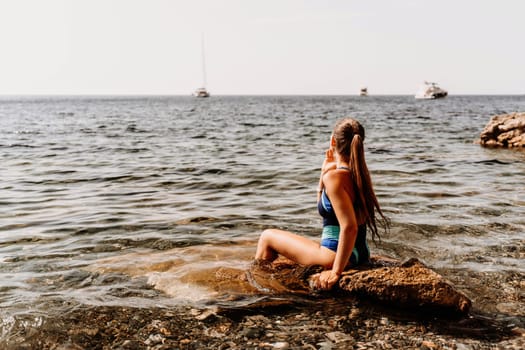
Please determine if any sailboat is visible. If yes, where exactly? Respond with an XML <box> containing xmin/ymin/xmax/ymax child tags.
<box><xmin>193</xmin><ymin>34</ymin><xmax>210</xmax><ymax>98</ymax></box>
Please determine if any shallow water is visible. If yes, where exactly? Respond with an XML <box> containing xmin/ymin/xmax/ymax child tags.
<box><xmin>1</xmin><ymin>95</ymin><xmax>524</xmax><ymax>336</ymax></box>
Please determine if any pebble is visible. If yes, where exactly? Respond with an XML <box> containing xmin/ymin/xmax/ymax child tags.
<box><xmin>144</xmin><ymin>334</ymin><xmax>165</xmax><ymax>346</ymax></box>
<box><xmin>240</xmin><ymin>327</ymin><xmax>262</xmax><ymax>339</ymax></box>
<box><xmin>6</xmin><ymin>302</ymin><xmax>523</xmax><ymax>350</ymax></box>
<box><xmin>316</xmin><ymin>340</ymin><xmax>334</xmax><ymax>350</ymax></box>
<box><xmin>325</xmin><ymin>331</ymin><xmax>355</xmax><ymax>344</ymax></box>
<box><xmin>421</xmin><ymin>340</ymin><xmax>437</xmax><ymax>349</ymax></box>
<box><xmin>270</xmin><ymin>341</ymin><xmax>289</xmax><ymax>349</ymax></box>
<box><xmin>512</xmin><ymin>327</ymin><xmax>525</xmax><ymax>336</ymax></box>
<box><xmin>192</xmin><ymin>308</ymin><xmax>218</xmax><ymax>321</ymax></box>
<box><xmin>454</xmin><ymin>343</ymin><xmax>472</xmax><ymax>350</ymax></box>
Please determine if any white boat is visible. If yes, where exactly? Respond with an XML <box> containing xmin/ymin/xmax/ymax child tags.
<box><xmin>359</xmin><ymin>87</ymin><xmax>368</xmax><ymax>96</ymax></box>
<box><xmin>193</xmin><ymin>87</ymin><xmax>210</xmax><ymax>98</ymax></box>
<box><xmin>193</xmin><ymin>34</ymin><xmax>210</xmax><ymax>98</ymax></box>
<box><xmin>415</xmin><ymin>81</ymin><xmax>447</xmax><ymax>99</ymax></box>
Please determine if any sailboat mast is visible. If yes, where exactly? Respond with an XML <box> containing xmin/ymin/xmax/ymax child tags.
<box><xmin>201</xmin><ymin>33</ymin><xmax>207</xmax><ymax>89</ymax></box>
<box><xmin>193</xmin><ymin>33</ymin><xmax>210</xmax><ymax>97</ymax></box>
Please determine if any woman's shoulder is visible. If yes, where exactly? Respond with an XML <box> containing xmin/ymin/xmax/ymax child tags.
<box><xmin>323</xmin><ymin>168</ymin><xmax>351</xmax><ymax>188</ymax></box>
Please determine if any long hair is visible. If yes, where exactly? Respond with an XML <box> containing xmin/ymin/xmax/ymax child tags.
<box><xmin>332</xmin><ymin>118</ymin><xmax>389</xmax><ymax>241</ymax></box>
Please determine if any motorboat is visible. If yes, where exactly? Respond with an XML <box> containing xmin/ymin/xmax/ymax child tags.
<box><xmin>415</xmin><ymin>81</ymin><xmax>447</xmax><ymax>99</ymax></box>
<box><xmin>359</xmin><ymin>87</ymin><xmax>368</xmax><ymax>96</ymax></box>
<box><xmin>193</xmin><ymin>87</ymin><xmax>210</xmax><ymax>98</ymax></box>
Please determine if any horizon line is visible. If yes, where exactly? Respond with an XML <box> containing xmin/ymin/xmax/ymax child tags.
<box><xmin>1</xmin><ymin>93</ymin><xmax>524</xmax><ymax>98</ymax></box>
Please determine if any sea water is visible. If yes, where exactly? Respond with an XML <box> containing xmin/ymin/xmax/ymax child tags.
<box><xmin>1</xmin><ymin>95</ymin><xmax>524</xmax><ymax>336</ymax></box>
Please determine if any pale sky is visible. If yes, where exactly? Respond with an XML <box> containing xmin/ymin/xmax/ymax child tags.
<box><xmin>0</xmin><ymin>0</ymin><xmax>523</xmax><ymax>95</ymax></box>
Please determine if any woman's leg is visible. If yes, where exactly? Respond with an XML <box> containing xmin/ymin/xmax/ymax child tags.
<box><xmin>255</xmin><ymin>228</ymin><xmax>336</xmax><ymax>268</ymax></box>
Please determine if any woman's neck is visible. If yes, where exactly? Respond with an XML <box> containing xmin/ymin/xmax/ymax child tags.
<box><xmin>335</xmin><ymin>155</ymin><xmax>349</xmax><ymax>169</ymax></box>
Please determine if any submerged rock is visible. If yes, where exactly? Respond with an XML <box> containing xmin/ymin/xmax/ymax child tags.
<box><xmin>479</xmin><ymin>112</ymin><xmax>525</xmax><ymax>148</ymax></box>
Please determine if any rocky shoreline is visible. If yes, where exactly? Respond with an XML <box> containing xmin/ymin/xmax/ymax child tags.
<box><xmin>3</xmin><ymin>254</ymin><xmax>524</xmax><ymax>350</ymax></box>
<box><xmin>3</xmin><ymin>298</ymin><xmax>523</xmax><ymax>350</ymax></box>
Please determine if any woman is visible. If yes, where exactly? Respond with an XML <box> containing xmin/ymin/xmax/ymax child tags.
<box><xmin>255</xmin><ymin>118</ymin><xmax>388</xmax><ymax>290</ymax></box>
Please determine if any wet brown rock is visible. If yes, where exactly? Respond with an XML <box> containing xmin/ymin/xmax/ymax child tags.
<box><xmin>257</xmin><ymin>256</ymin><xmax>472</xmax><ymax>314</ymax></box>
<box><xmin>479</xmin><ymin>112</ymin><xmax>525</xmax><ymax>148</ymax></box>
<box><xmin>336</xmin><ymin>257</ymin><xmax>472</xmax><ymax>314</ymax></box>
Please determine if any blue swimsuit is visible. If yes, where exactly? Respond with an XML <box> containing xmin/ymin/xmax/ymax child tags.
<box><xmin>317</xmin><ymin>186</ymin><xmax>370</xmax><ymax>266</ymax></box>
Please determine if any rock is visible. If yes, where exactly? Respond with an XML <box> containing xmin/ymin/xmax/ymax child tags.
<box><xmin>192</xmin><ymin>308</ymin><xmax>218</xmax><ymax>321</ymax></box>
<box><xmin>421</xmin><ymin>340</ymin><xmax>438</xmax><ymax>349</ymax></box>
<box><xmin>252</xmin><ymin>255</ymin><xmax>472</xmax><ymax>314</ymax></box>
<box><xmin>316</xmin><ymin>340</ymin><xmax>335</xmax><ymax>350</ymax></box>
<box><xmin>454</xmin><ymin>343</ymin><xmax>473</xmax><ymax>350</ymax></box>
<box><xmin>270</xmin><ymin>341</ymin><xmax>290</xmax><ymax>349</ymax></box>
<box><xmin>348</xmin><ymin>307</ymin><xmax>361</xmax><ymax>320</ymax></box>
<box><xmin>179</xmin><ymin>338</ymin><xmax>191</xmax><ymax>345</ymax></box>
<box><xmin>119</xmin><ymin>340</ymin><xmax>141</xmax><ymax>349</ymax></box>
<box><xmin>144</xmin><ymin>333</ymin><xmax>165</xmax><ymax>346</ymax></box>
<box><xmin>240</xmin><ymin>326</ymin><xmax>263</xmax><ymax>339</ymax></box>
<box><xmin>478</xmin><ymin>112</ymin><xmax>525</xmax><ymax>148</ymax></box>
<box><xmin>325</xmin><ymin>331</ymin><xmax>355</xmax><ymax>344</ymax></box>
<box><xmin>511</xmin><ymin>327</ymin><xmax>525</xmax><ymax>336</ymax></box>
<box><xmin>336</xmin><ymin>257</ymin><xmax>472</xmax><ymax>314</ymax></box>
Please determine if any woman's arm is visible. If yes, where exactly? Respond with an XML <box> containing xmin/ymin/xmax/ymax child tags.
<box><xmin>317</xmin><ymin>149</ymin><xmax>336</xmax><ymax>201</ymax></box>
<box><xmin>317</xmin><ymin>170</ymin><xmax>358</xmax><ymax>289</ymax></box>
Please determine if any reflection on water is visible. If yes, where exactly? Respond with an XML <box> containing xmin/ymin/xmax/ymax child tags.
<box><xmin>1</xmin><ymin>96</ymin><xmax>524</xmax><ymax>334</ymax></box>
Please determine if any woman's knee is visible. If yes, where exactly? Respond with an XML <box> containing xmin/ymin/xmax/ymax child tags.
<box><xmin>260</xmin><ymin>228</ymin><xmax>284</xmax><ymax>244</ymax></box>
<box><xmin>257</xmin><ymin>229</ymin><xmax>279</xmax><ymax>260</ymax></box>
<box><xmin>258</xmin><ymin>229</ymin><xmax>271</xmax><ymax>246</ymax></box>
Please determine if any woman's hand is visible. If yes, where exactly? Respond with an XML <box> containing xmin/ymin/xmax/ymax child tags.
<box><xmin>321</xmin><ymin>148</ymin><xmax>336</xmax><ymax>175</ymax></box>
<box><xmin>318</xmin><ymin>148</ymin><xmax>336</xmax><ymax>200</ymax></box>
<box><xmin>311</xmin><ymin>270</ymin><xmax>340</xmax><ymax>291</ymax></box>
